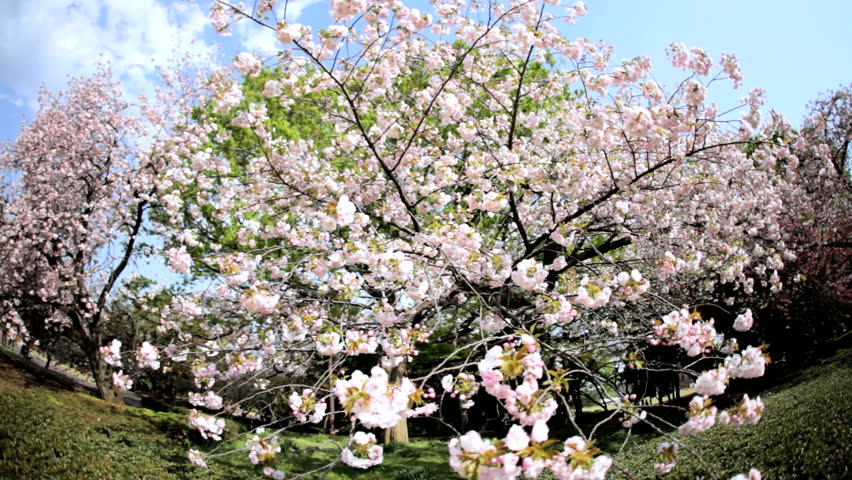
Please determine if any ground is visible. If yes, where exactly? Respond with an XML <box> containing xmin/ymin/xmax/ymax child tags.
<box><xmin>1</xmin><ymin>347</ymin><xmax>851</xmax><ymax>479</ymax></box>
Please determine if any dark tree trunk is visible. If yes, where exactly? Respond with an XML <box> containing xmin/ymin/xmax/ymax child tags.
<box><xmin>83</xmin><ymin>337</ymin><xmax>122</xmax><ymax>403</ymax></box>
<box><xmin>569</xmin><ymin>377</ymin><xmax>584</xmax><ymax>417</ymax></box>
<box><xmin>19</xmin><ymin>338</ymin><xmax>33</xmax><ymax>360</ymax></box>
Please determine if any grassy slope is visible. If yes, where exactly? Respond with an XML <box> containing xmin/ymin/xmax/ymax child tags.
<box><xmin>608</xmin><ymin>349</ymin><xmax>852</xmax><ymax>480</ymax></box>
<box><xmin>1</xmin><ymin>348</ymin><xmax>850</xmax><ymax>480</ymax></box>
<box><xmin>0</xmin><ymin>349</ymin><xmax>453</xmax><ymax>480</ymax></box>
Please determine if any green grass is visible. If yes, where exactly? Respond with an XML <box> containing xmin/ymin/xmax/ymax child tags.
<box><xmin>0</xmin><ymin>384</ymin><xmax>455</xmax><ymax>480</ymax></box>
<box><xmin>1</xmin><ymin>349</ymin><xmax>850</xmax><ymax>479</ymax></box>
<box><xmin>268</xmin><ymin>435</ymin><xmax>454</xmax><ymax>480</ymax></box>
<box><xmin>0</xmin><ymin>379</ymin><xmax>452</xmax><ymax>479</ymax></box>
<box><xmin>607</xmin><ymin>349</ymin><xmax>852</xmax><ymax>480</ymax></box>
<box><xmin>0</xmin><ymin>387</ymin><xmax>251</xmax><ymax>480</ymax></box>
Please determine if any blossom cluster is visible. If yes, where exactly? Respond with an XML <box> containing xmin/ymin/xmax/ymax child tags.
<box><xmin>654</xmin><ymin>442</ymin><xmax>678</xmax><ymax>475</ymax></box>
<box><xmin>341</xmin><ymin>431</ymin><xmax>384</xmax><ymax>469</ymax></box>
<box><xmin>441</xmin><ymin>372</ymin><xmax>481</xmax><ymax>409</ymax></box>
<box><xmin>189</xmin><ymin>391</ymin><xmax>224</xmax><ymax>410</ymax></box>
<box><xmin>477</xmin><ymin>335</ymin><xmax>554</xmax><ymax>426</ymax></box>
<box><xmin>188</xmin><ymin>410</ymin><xmax>225</xmax><ymax>441</ymax></box>
<box><xmin>137</xmin><ymin>341</ymin><xmax>161</xmax><ymax>370</ymax></box>
<box><xmin>112</xmin><ymin>371</ymin><xmax>133</xmax><ymax>392</ymax></box>
<box><xmin>100</xmin><ymin>339</ymin><xmax>122</xmax><ymax>367</ymax></box>
<box><xmin>652</xmin><ymin>308</ymin><xmax>719</xmax><ymax>356</ymax></box>
<box><xmin>449</xmin><ymin>428</ymin><xmax>612</xmax><ymax>480</ymax></box>
<box><xmin>246</xmin><ymin>428</ymin><xmax>281</xmax><ymax>465</ymax></box>
<box><xmin>333</xmin><ymin>366</ymin><xmax>435</xmax><ymax>429</ymax></box>
<box><xmin>289</xmin><ymin>388</ymin><xmax>327</xmax><ymax>424</ymax></box>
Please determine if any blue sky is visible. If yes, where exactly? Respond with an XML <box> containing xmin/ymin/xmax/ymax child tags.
<box><xmin>2</xmin><ymin>0</ymin><xmax>850</xmax><ymax>139</ymax></box>
<box><xmin>567</xmin><ymin>0</ymin><xmax>852</xmax><ymax>124</ymax></box>
<box><xmin>1</xmin><ymin>0</ymin><xmax>850</xmax><ymax>283</ymax></box>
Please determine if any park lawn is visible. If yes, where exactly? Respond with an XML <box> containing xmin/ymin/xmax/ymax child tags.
<box><xmin>1</xmin><ymin>347</ymin><xmax>851</xmax><ymax>480</ymax></box>
<box><xmin>0</xmin><ymin>380</ymin><xmax>249</xmax><ymax>479</ymax></box>
<box><xmin>0</xmin><ymin>349</ymin><xmax>453</xmax><ymax>480</ymax></box>
<box><xmin>270</xmin><ymin>434</ymin><xmax>454</xmax><ymax>480</ymax></box>
<box><xmin>0</xmin><ymin>385</ymin><xmax>453</xmax><ymax>480</ymax></box>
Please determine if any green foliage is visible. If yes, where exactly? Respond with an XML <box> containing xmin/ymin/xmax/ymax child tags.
<box><xmin>154</xmin><ymin>67</ymin><xmax>342</xmax><ymax>281</ymax></box>
<box><xmin>411</xmin><ymin>341</ymin><xmax>462</xmax><ymax>375</ymax></box>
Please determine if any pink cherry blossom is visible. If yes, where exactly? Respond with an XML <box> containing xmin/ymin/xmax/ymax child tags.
<box><xmin>246</xmin><ymin>428</ymin><xmax>281</xmax><ymax>465</ymax></box>
<box><xmin>678</xmin><ymin>395</ymin><xmax>717</xmax><ymax>436</ymax></box>
<box><xmin>653</xmin><ymin>442</ymin><xmax>678</xmax><ymax>475</ymax></box>
<box><xmin>112</xmin><ymin>371</ymin><xmax>133</xmax><ymax>392</ymax></box>
<box><xmin>530</xmin><ymin>420</ymin><xmax>549</xmax><ymax>443</ymax></box>
<box><xmin>137</xmin><ymin>341</ymin><xmax>161</xmax><ymax>370</ymax></box>
<box><xmin>341</xmin><ymin>431</ymin><xmax>383</xmax><ymax>469</ymax></box>
<box><xmin>511</xmin><ymin>259</ymin><xmax>548</xmax><ymax>291</ymax></box>
<box><xmin>189</xmin><ymin>410</ymin><xmax>225</xmax><ymax>441</ymax></box>
<box><xmin>165</xmin><ymin>246</ymin><xmax>193</xmax><ymax>274</ymax></box>
<box><xmin>188</xmin><ymin>449</ymin><xmax>208</xmax><ymax>469</ymax></box>
<box><xmin>336</xmin><ymin>195</ymin><xmax>358</xmax><ymax>226</ymax></box>
<box><xmin>726</xmin><ymin>346</ymin><xmax>767</xmax><ymax>379</ymax></box>
<box><xmin>694</xmin><ymin>367</ymin><xmax>728</xmax><ymax>396</ymax></box>
<box><xmin>316</xmin><ymin>331</ymin><xmax>344</xmax><ymax>355</ymax></box>
<box><xmin>289</xmin><ymin>389</ymin><xmax>328</xmax><ymax>424</ymax></box>
<box><xmin>240</xmin><ymin>287</ymin><xmax>280</xmax><ymax>314</ymax></box>
<box><xmin>504</xmin><ymin>424</ymin><xmax>530</xmax><ymax>451</ymax></box>
<box><xmin>733</xmin><ymin>309</ymin><xmax>754</xmax><ymax>332</ymax></box>
<box><xmin>100</xmin><ymin>339</ymin><xmax>122</xmax><ymax>367</ymax></box>
<box><xmin>730</xmin><ymin>469</ymin><xmax>762</xmax><ymax>480</ymax></box>
<box><xmin>234</xmin><ymin>52</ymin><xmax>263</xmax><ymax>77</ymax></box>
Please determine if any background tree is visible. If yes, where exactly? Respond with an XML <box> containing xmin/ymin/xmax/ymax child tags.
<box><xmin>0</xmin><ymin>66</ymin><xmax>170</xmax><ymax>402</ymax></box>
<box><xmin>801</xmin><ymin>83</ymin><xmax>852</xmax><ymax>188</ymax></box>
<box><xmin>740</xmin><ymin>86</ymin><xmax>852</xmax><ymax>368</ymax></box>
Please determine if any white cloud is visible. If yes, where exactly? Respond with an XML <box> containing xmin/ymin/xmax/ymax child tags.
<box><xmin>285</xmin><ymin>0</ymin><xmax>326</xmax><ymax>21</ymax></box>
<box><xmin>236</xmin><ymin>22</ymin><xmax>280</xmax><ymax>56</ymax></box>
<box><xmin>0</xmin><ymin>92</ymin><xmax>24</xmax><ymax>108</ymax></box>
<box><xmin>0</xmin><ymin>0</ymin><xmax>214</xmax><ymax>109</ymax></box>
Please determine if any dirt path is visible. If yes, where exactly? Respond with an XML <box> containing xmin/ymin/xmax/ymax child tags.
<box><xmin>0</xmin><ymin>345</ymin><xmax>142</xmax><ymax>406</ymax></box>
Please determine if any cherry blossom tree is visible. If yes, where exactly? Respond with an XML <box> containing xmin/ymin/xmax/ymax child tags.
<box><xmin>140</xmin><ymin>0</ymin><xmax>815</xmax><ymax>477</ymax></box>
<box><xmin>0</xmin><ymin>66</ymin><xmax>171</xmax><ymax>402</ymax></box>
<box><xmin>801</xmin><ymin>83</ymin><xmax>852</xmax><ymax>189</ymax></box>
<box><xmin>734</xmin><ymin>85</ymin><xmax>852</xmax><ymax>366</ymax></box>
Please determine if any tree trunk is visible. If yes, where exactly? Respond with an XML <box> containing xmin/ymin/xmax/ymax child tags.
<box><xmin>84</xmin><ymin>339</ymin><xmax>122</xmax><ymax>403</ymax></box>
<box><xmin>19</xmin><ymin>336</ymin><xmax>37</xmax><ymax>360</ymax></box>
<box><xmin>569</xmin><ymin>377</ymin><xmax>584</xmax><ymax>417</ymax></box>
<box><xmin>324</xmin><ymin>358</ymin><xmax>337</xmax><ymax>433</ymax></box>
<box><xmin>460</xmin><ymin>407</ymin><xmax>469</xmax><ymax>432</ymax></box>
<box><xmin>383</xmin><ymin>361</ymin><xmax>409</xmax><ymax>444</ymax></box>
<box><xmin>384</xmin><ymin>415</ymin><xmax>410</xmax><ymax>444</ymax></box>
